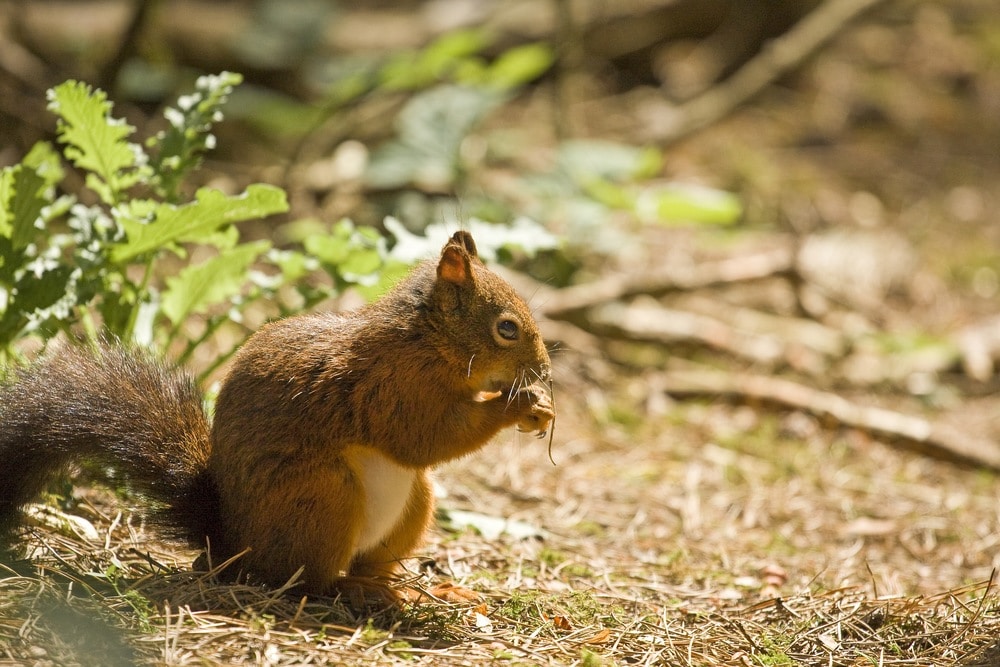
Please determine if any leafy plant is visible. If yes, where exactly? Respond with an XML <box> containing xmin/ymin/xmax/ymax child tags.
<box><xmin>0</xmin><ymin>72</ymin><xmax>561</xmax><ymax>372</ymax></box>
<box><xmin>0</xmin><ymin>73</ymin><xmax>290</xmax><ymax>362</ymax></box>
<box><xmin>364</xmin><ymin>32</ymin><xmax>555</xmax><ymax>194</ymax></box>
<box><xmin>554</xmin><ymin>139</ymin><xmax>743</xmax><ymax>227</ymax></box>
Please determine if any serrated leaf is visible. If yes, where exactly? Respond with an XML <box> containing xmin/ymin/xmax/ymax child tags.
<box><xmin>47</xmin><ymin>80</ymin><xmax>146</xmax><ymax>205</ymax></box>
<box><xmin>0</xmin><ymin>263</ymin><xmax>78</xmax><ymax>340</ymax></box>
<box><xmin>0</xmin><ymin>164</ymin><xmax>50</xmax><ymax>251</ymax></box>
<box><xmin>187</xmin><ymin>224</ymin><xmax>240</xmax><ymax>251</ymax></box>
<box><xmin>160</xmin><ymin>240</ymin><xmax>271</xmax><ymax>326</ymax></box>
<box><xmin>22</xmin><ymin>142</ymin><xmax>65</xmax><ymax>190</ymax></box>
<box><xmin>111</xmin><ymin>185</ymin><xmax>288</xmax><ymax>262</ymax></box>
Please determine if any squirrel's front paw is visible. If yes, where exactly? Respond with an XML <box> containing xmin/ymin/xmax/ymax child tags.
<box><xmin>513</xmin><ymin>385</ymin><xmax>555</xmax><ymax>437</ymax></box>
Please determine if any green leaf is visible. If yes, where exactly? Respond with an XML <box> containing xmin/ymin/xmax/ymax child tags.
<box><xmin>421</xmin><ymin>29</ymin><xmax>489</xmax><ymax>76</ymax></box>
<box><xmin>365</xmin><ymin>85</ymin><xmax>505</xmax><ymax>189</ymax></box>
<box><xmin>0</xmin><ymin>260</ymin><xmax>79</xmax><ymax>341</ymax></box>
<box><xmin>581</xmin><ymin>178</ymin><xmax>637</xmax><ymax>210</ymax></box>
<box><xmin>380</xmin><ymin>29</ymin><xmax>488</xmax><ymax>91</ymax></box>
<box><xmin>266</xmin><ymin>247</ymin><xmax>317</xmax><ymax>284</ymax></box>
<box><xmin>637</xmin><ymin>184</ymin><xmax>743</xmax><ymax>226</ymax></box>
<box><xmin>111</xmin><ymin>185</ymin><xmax>288</xmax><ymax>263</ymax></box>
<box><xmin>485</xmin><ymin>43</ymin><xmax>554</xmax><ymax>89</ymax></box>
<box><xmin>0</xmin><ymin>164</ymin><xmax>49</xmax><ymax>251</ymax></box>
<box><xmin>47</xmin><ymin>80</ymin><xmax>146</xmax><ymax>205</ymax></box>
<box><xmin>304</xmin><ymin>219</ymin><xmax>383</xmax><ymax>278</ymax></box>
<box><xmin>160</xmin><ymin>240</ymin><xmax>271</xmax><ymax>326</ymax></box>
<box><xmin>22</xmin><ymin>142</ymin><xmax>65</xmax><ymax>190</ymax></box>
<box><xmin>352</xmin><ymin>258</ymin><xmax>411</xmax><ymax>302</ymax></box>
<box><xmin>557</xmin><ymin>140</ymin><xmax>663</xmax><ymax>183</ymax></box>
<box><xmin>0</xmin><ymin>169</ymin><xmax>14</xmax><ymax>240</ymax></box>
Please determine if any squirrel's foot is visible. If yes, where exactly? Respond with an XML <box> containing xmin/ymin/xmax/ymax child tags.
<box><xmin>513</xmin><ymin>384</ymin><xmax>555</xmax><ymax>437</ymax></box>
<box><xmin>329</xmin><ymin>576</ymin><xmax>403</xmax><ymax>610</ymax></box>
<box><xmin>402</xmin><ymin>581</ymin><xmax>482</xmax><ymax>604</ymax></box>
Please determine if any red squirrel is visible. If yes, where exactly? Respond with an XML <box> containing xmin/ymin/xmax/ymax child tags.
<box><xmin>0</xmin><ymin>231</ymin><xmax>554</xmax><ymax>598</ymax></box>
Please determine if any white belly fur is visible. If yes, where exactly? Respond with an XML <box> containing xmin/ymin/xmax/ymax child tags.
<box><xmin>344</xmin><ymin>446</ymin><xmax>418</xmax><ymax>555</ymax></box>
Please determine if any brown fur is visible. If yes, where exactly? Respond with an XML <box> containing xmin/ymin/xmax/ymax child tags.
<box><xmin>0</xmin><ymin>232</ymin><xmax>553</xmax><ymax>595</ymax></box>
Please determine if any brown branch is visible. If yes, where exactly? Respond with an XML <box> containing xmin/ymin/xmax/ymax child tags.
<box><xmin>658</xmin><ymin>368</ymin><xmax>1000</xmax><ymax>470</ymax></box>
<box><xmin>653</xmin><ymin>0</ymin><xmax>888</xmax><ymax>143</ymax></box>
<box><xmin>537</xmin><ymin>245</ymin><xmax>795</xmax><ymax>318</ymax></box>
<box><xmin>592</xmin><ymin>301</ymin><xmax>796</xmax><ymax>367</ymax></box>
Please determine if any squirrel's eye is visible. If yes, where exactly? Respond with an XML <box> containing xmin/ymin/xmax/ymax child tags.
<box><xmin>496</xmin><ymin>319</ymin><xmax>519</xmax><ymax>341</ymax></box>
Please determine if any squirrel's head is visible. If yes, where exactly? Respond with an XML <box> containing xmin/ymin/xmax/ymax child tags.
<box><xmin>428</xmin><ymin>231</ymin><xmax>551</xmax><ymax>397</ymax></box>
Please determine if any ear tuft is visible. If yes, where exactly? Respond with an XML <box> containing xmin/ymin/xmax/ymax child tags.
<box><xmin>449</xmin><ymin>231</ymin><xmax>478</xmax><ymax>260</ymax></box>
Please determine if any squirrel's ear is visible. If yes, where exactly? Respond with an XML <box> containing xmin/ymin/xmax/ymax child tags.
<box><xmin>438</xmin><ymin>232</ymin><xmax>479</xmax><ymax>286</ymax></box>
<box><xmin>437</xmin><ymin>242</ymin><xmax>474</xmax><ymax>287</ymax></box>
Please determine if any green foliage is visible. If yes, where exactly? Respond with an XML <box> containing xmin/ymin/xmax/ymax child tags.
<box><xmin>555</xmin><ymin>140</ymin><xmax>742</xmax><ymax>227</ymax></box>
<box><xmin>377</xmin><ymin>29</ymin><xmax>553</xmax><ymax>93</ymax></box>
<box><xmin>109</xmin><ymin>185</ymin><xmax>286</xmax><ymax>263</ymax></box>
<box><xmin>160</xmin><ymin>240</ymin><xmax>270</xmax><ymax>328</ymax></box>
<box><xmin>147</xmin><ymin>71</ymin><xmax>243</xmax><ymax>201</ymax></box>
<box><xmin>365</xmin><ymin>85</ymin><xmax>508</xmax><ymax>191</ymax></box>
<box><xmin>0</xmin><ymin>72</ymin><xmax>561</xmax><ymax>368</ymax></box>
<box><xmin>47</xmin><ymin>81</ymin><xmax>148</xmax><ymax>205</ymax></box>
<box><xmin>0</xmin><ymin>75</ymin><xmax>294</xmax><ymax>360</ymax></box>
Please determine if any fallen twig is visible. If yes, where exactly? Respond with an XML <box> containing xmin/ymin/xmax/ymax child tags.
<box><xmin>658</xmin><ymin>367</ymin><xmax>1000</xmax><ymax>470</ymax></box>
<box><xmin>590</xmin><ymin>299</ymin><xmax>841</xmax><ymax>373</ymax></box>
<box><xmin>537</xmin><ymin>245</ymin><xmax>796</xmax><ymax>318</ymax></box>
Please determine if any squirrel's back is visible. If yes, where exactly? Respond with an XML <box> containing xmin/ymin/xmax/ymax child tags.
<box><xmin>0</xmin><ymin>343</ymin><xmax>219</xmax><ymax>544</ymax></box>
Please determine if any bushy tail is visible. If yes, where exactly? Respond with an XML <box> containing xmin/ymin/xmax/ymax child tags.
<box><xmin>0</xmin><ymin>342</ymin><xmax>219</xmax><ymax>546</ymax></box>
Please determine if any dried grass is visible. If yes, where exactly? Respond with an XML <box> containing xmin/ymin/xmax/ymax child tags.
<box><xmin>3</xmin><ymin>529</ymin><xmax>999</xmax><ymax>666</ymax></box>
<box><xmin>2</xmin><ymin>389</ymin><xmax>999</xmax><ymax>667</ymax></box>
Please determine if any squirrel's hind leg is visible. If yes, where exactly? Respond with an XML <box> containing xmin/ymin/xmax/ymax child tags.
<box><xmin>231</xmin><ymin>462</ymin><xmax>365</xmax><ymax>595</ymax></box>
<box><xmin>350</xmin><ymin>474</ymin><xmax>482</xmax><ymax>604</ymax></box>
